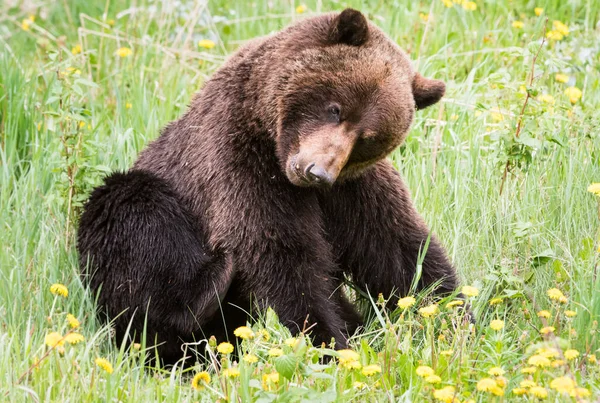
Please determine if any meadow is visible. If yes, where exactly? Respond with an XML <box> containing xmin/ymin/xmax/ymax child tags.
<box><xmin>1</xmin><ymin>0</ymin><xmax>600</xmax><ymax>401</ymax></box>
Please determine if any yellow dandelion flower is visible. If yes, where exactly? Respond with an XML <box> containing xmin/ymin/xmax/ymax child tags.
<box><xmin>217</xmin><ymin>342</ymin><xmax>234</xmax><ymax>355</ymax></box>
<box><xmin>440</xmin><ymin>349</ymin><xmax>453</xmax><ymax>356</ymax></box>
<box><xmin>552</xmin><ymin>20</ymin><xmax>569</xmax><ymax>36</ymax></box>
<box><xmin>50</xmin><ymin>283</ymin><xmax>68</xmax><ymax>297</ymax></box>
<box><xmin>353</xmin><ymin>381</ymin><xmax>367</xmax><ymax>389</ymax></box>
<box><xmin>262</xmin><ymin>371</ymin><xmax>279</xmax><ymax>391</ymax></box>
<box><xmin>95</xmin><ymin>357</ymin><xmax>114</xmax><ymax>374</ymax></box>
<box><xmin>570</xmin><ymin>387</ymin><xmax>591</xmax><ymax>398</ymax></box>
<box><xmin>520</xmin><ymin>380</ymin><xmax>537</xmax><ymax>388</ymax></box>
<box><xmin>549</xmin><ymin>376</ymin><xmax>575</xmax><ymax>393</ymax></box>
<box><xmin>361</xmin><ymin>364</ymin><xmax>382</xmax><ymax>376</ymax></box>
<box><xmin>337</xmin><ymin>350</ymin><xmax>361</xmax><ymax>369</ymax></box>
<box><xmin>546</xmin><ymin>31</ymin><xmax>564</xmax><ymax>41</ymax></box>
<box><xmin>419</xmin><ymin>13</ymin><xmax>429</xmax><ymax>22</ymax></box>
<box><xmin>416</xmin><ymin>365</ymin><xmax>435</xmax><ymax>377</ymax></box>
<box><xmin>284</xmin><ymin>337</ymin><xmax>300</xmax><ymax>348</ymax></box>
<box><xmin>490</xmin><ymin>319</ymin><xmax>504</xmax><ymax>331</ymax></box>
<box><xmin>425</xmin><ymin>374</ymin><xmax>442</xmax><ymax>384</ymax></box>
<box><xmin>397</xmin><ymin>296</ymin><xmax>416</xmax><ymax>309</ymax></box>
<box><xmin>588</xmin><ymin>354</ymin><xmax>597</xmax><ymax>363</ymax></box>
<box><xmin>222</xmin><ymin>367</ymin><xmax>240</xmax><ymax>378</ymax></box>
<box><xmin>64</xmin><ymin>332</ymin><xmax>85</xmax><ymax>344</ymax></box>
<box><xmin>132</xmin><ymin>343</ymin><xmax>141</xmax><ymax>350</ymax></box>
<box><xmin>66</xmin><ymin>314</ymin><xmax>80</xmax><ymax>328</ymax></box>
<box><xmin>268</xmin><ymin>348</ymin><xmax>284</xmax><ymax>357</ymax></box>
<box><xmin>512</xmin><ymin>387</ymin><xmax>528</xmax><ymax>395</ymax></box>
<box><xmin>198</xmin><ymin>39</ymin><xmax>216</xmax><ymax>49</ymax></box>
<box><xmin>528</xmin><ymin>355</ymin><xmax>551</xmax><ymax>367</ymax></box>
<box><xmin>45</xmin><ymin>332</ymin><xmax>64</xmax><ymax>347</ymax></box>
<box><xmin>589</xmin><ymin>184</ymin><xmax>600</xmax><ymax>196</ymax></box>
<box><xmin>107</xmin><ymin>19</ymin><xmax>115</xmax><ymax>27</ymax></box>
<box><xmin>489</xmin><ymin>297</ymin><xmax>503</xmax><ymax>305</ymax></box>
<box><xmin>71</xmin><ymin>45</ymin><xmax>82</xmax><ymax>55</ymax></box>
<box><xmin>477</xmin><ymin>378</ymin><xmax>498</xmax><ymax>392</ymax></box>
<box><xmin>512</xmin><ymin>21</ymin><xmax>524</xmax><ymax>29</ymax></box>
<box><xmin>538</xmin><ymin>348</ymin><xmax>559</xmax><ymax>358</ymax></box>
<box><xmin>488</xmin><ymin>367</ymin><xmax>505</xmax><ymax>376</ymax></box>
<box><xmin>433</xmin><ymin>386</ymin><xmax>456</xmax><ymax>403</ymax></box>
<box><xmin>529</xmin><ymin>386</ymin><xmax>548</xmax><ymax>398</ymax></box>
<box><xmin>491</xmin><ymin>112</ymin><xmax>504</xmax><ymax>122</ymax></box>
<box><xmin>295</xmin><ymin>4</ymin><xmax>307</xmax><ymax>14</ymax></box>
<box><xmin>258</xmin><ymin>329</ymin><xmax>270</xmax><ymax>341</ymax></box>
<box><xmin>233</xmin><ymin>326</ymin><xmax>255</xmax><ymax>340</ymax></box>
<box><xmin>551</xmin><ymin>359</ymin><xmax>565</xmax><ymax>367</ymax></box>
<box><xmin>441</xmin><ymin>0</ymin><xmax>454</xmax><ymax>7</ymax></box>
<box><xmin>521</xmin><ymin>366</ymin><xmax>537</xmax><ymax>374</ymax></box>
<box><xmin>495</xmin><ymin>376</ymin><xmax>508</xmax><ymax>388</ymax></box>
<box><xmin>21</xmin><ymin>16</ymin><xmax>34</xmax><ymax>31</ymax></box>
<box><xmin>535</xmin><ymin>8</ymin><xmax>544</xmax><ymax>16</ymax></box>
<box><xmin>191</xmin><ymin>371</ymin><xmax>210</xmax><ymax>390</ymax></box>
<box><xmin>419</xmin><ymin>304</ymin><xmax>439</xmax><ymax>318</ymax></box>
<box><xmin>461</xmin><ymin>285</ymin><xmax>479</xmax><ymax>297</ymax></box>
<box><xmin>537</xmin><ymin>310</ymin><xmax>551</xmax><ymax>318</ymax></box>
<box><xmin>462</xmin><ymin>1</ymin><xmax>477</xmax><ymax>11</ymax></box>
<box><xmin>537</xmin><ymin>94</ymin><xmax>555</xmax><ymax>105</ymax></box>
<box><xmin>125</xmin><ymin>102</ymin><xmax>132</xmax><ymax>109</ymax></box>
<box><xmin>547</xmin><ymin>288</ymin><xmax>565</xmax><ymax>301</ymax></box>
<box><xmin>540</xmin><ymin>326</ymin><xmax>555</xmax><ymax>335</ymax></box>
<box><xmin>116</xmin><ymin>47</ymin><xmax>132</xmax><ymax>58</ymax></box>
<box><xmin>243</xmin><ymin>354</ymin><xmax>258</xmax><ymax>363</ymax></box>
<box><xmin>565</xmin><ymin>310</ymin><xmax>577</xmax><ymax>317</ymax></box>
<box><xmin>564</xmin><ymin>87</ymin><xmax>582</xmax><ymax>104</ymax></box>
<box><xmin>446</xmin><ymin>300</ymin><xmax>464</xmax><ymax>309</ymax></box>
<box><xmin>555</xmin><ymin>73</ymin><xmax>569</xmax><ymax>83</ymax></box>
<box><xmin>564</xmin><ymin>349</ymin><xmax>579</xmax><ymax>360</ymax></box>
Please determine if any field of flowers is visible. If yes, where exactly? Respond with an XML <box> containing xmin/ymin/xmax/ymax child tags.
<box><xmin>1</xmin><ymin>0</ymin><xmax>600</xmax><ymax>401</ymax></box>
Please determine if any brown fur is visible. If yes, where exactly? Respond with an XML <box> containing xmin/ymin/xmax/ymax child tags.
<box><xmin>78</xmin><ymin>9</ymin><xmax>456</xmax><ymax>365</ymax></box>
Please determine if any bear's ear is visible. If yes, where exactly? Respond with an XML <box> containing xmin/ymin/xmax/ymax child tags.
<box><xmin>412</xmin><ymin>73</ymin><xmax>446</xmax><ymax>110</ymax></box>
<box><xmin>327</xmin><ymin>8</ymin><xmax>369</xmax><ymax>46</ymax></box>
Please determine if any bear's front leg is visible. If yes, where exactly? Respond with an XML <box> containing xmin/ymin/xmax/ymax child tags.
<box><xmin>320</xmin><ymin>161</ymin><xmax>459</xmax><ymax>304</ymax></box>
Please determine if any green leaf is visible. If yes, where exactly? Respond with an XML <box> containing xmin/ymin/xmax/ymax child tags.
<box><xmin>274</xmin><ymin>354</ymin><xmax>298</xmax><ymax>380</ymax></box>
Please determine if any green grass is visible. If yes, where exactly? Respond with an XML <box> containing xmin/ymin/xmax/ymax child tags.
<box><xmin>2</xmin><ymin>0</ymin><xmax>600</xmax><ymax>401</ymax></box>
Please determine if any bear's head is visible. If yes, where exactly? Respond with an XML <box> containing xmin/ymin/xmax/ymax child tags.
<box><xmin>275</xmin><ymin>9</ymin><xmax>445</xmax><ymax>187</ymax></box>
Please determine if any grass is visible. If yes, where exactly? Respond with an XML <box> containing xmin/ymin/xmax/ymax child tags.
<box><xmin>1</xmin><ymin>0</ymin><xmax>600</xmax><ymax>401</ymax></box>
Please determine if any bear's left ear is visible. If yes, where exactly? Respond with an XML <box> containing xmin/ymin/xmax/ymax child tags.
<box><xmin>327</xmin><ymin>8</ymin><xmax>369</xmax><ymax>46</ymax></box>
<box><xmin>412</xmin><ymin>73</ymin><xmax>446</xmax><ymax>110</ymax></box>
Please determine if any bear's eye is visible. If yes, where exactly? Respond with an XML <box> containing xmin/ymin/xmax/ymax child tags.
<box><xmin>327</xmin><ymin>104</ymin><xmax>341</xmax><ymax>122</ymax></box>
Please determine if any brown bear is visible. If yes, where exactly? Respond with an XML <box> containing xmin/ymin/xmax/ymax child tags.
<box><xmin>77</xmin><ymin>9</ymin><xmax>459</xmax><ymax>365</ymax></box>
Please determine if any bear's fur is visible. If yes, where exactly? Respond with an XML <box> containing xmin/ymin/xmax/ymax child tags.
<box><xmin>78</xmin><ymin>9</ymin><xmax>459</xmax><ymax>365</ymax></box>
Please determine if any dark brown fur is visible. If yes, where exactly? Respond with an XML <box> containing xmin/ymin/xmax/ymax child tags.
<box><xmin>77</xmin><ymin>9</ymin><xmax>457</xmax><ymax>365</ymax></box>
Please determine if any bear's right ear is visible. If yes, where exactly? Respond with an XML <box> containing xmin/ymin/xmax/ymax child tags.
<box><xmin>412</xmin><ymin>73</ymin><xmax>446</xmax><ymax>110</ymax></box>
<box><xmin>327</xmin><ymin>8</ymin><xmax>369</xmax><ymax>46</ymax></box>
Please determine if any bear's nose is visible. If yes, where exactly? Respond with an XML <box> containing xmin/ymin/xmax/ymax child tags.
<box><xmin>304</xmin><ymin>163</ymin><xmax>335</xmax><ymax>186</ymax></box>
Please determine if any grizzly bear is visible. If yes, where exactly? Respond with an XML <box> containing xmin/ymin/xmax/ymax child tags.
<box><xmin>77</xmin><ymin>9</ymin><xmax>459</xmax><ymax>365</ymax></box>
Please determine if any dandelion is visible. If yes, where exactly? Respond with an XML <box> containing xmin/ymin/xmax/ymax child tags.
<box><xmin>353</xmin><ymin>381</ymin><xmax>367</xmax><ymax>389</ymax></box>
<box><xmin>198</xmin><ymin>39</ymin><xmax>216</xmax><ymax>49</ymax></box>
<box><xmin>397</xmin><ymin>296</ymin><xmax>416</xmax><ymax>309</ymax></box>
<box><xmin>488</xmin><ymin>367</ymin><xmax>505</xmax><ymax>376</ymax></box>
<box><xmin>243</xmin><ymin>354</ymin><xmax>258</xmax><ymax>363</ymax></box>
<box><xmin>528</xmin><ymin>355</ymin><xmax>551</xmax><ymax>367</ymax></box>
<box><xmin>284</xmin><ymin>337</ymin><xmax>300</xmax><ymax>348</ymax></box>
<box><xmin>552</xmin><ymin>20</ymin><xmax>569</xmax><ymax>36</ymax></box>
<box><xmin>433</xmin><ymin>386</ymin><xmax>456</xmax><ymax>403</ymax></box>
<box><xmin>462</xmin><ymin>1</ymin><xmax>477</xmax><ymax>11</ymax></box>
<box><xmin>549</xmin><ymin>376</ymin><xmax>575</xmax><ymax>393</ymax></box>
<box><xmin>64</xmin><ymin>333</ymin><xmax>85</xmax><ymax>344</ymax></box>
<box><xmin>233</xmin><ymin>326</ymin><xmax>255</xmax><ymax>339</ymax></box>
<box><xmin>564</xmin><ymin>87</ymin><xmax>582</xmax><ymax>104</ymax></box>
<box><xmin>495</xmin><ymin>376</ymin><xmax>508</xmax><ymax>388</ymax></box>
<box><xmin>426</xmin><ymin>374</ymin><xmax>442</xmax><ymax>384</ymax></box>
<box><xmin>588</xmin><ymin>354</ymin><xmax>597</xmax><ymax>364</ymax></box>
<box><xmin>571</xmin><ymin>388</ymin><xmax>591</xmax><ymax>398</ymax></box>
<box><xmin>588</xmin><ymin>183</ymin><xmax>600</xmax><ymax>196</ymax></box>
<box><xmin>71</xmin><ymin>45</ymin><xmax>82</xmax><ymax>55</ymax></box>
<box><xmin>529</xmin><ymin>386</ymin><xmax>548</xmax><ymax>398</ymax></box>
<box><xmin>217</xmin><ymin>342</ymin><xmax>234</xmax><ymax>355</ymax></box>
<box><xmin>537</xmin><ymin>310</ymin><xmax>551</xmax><ymax>318</ymax></box>
<box><xmin>21</xmin><ymin>15</ymin><xmax>35</xmax><ymax>31</ymax></box>
<box><xmin>258</xmin><ymin>329</ymin><xmax>270</xmax><ymax>341</ymax></box>
<box><xmin>361</xmin><ymin>364</ymin><xmax>382</xmax><ymax>376</ymax></box>
<box><xmin>440</xmin><ymin>350</ymin><xmax>453</xmax><ymax>356</ymax></box>
<box><xmin>540</xmin><ymin>326</ymin><xmax>555</xmax><ymax>335</ymax></box>
<box><xmin>564</xmin><ymin>349</ymin><xmax>579</xmax><ymax>360</ymax></box>
<box><xmin>66</xmin><ymin>314</ymin><xmax>80</xmax><ymax>328</ymax></box>
<box><xmin>95</xmin><ymin>357</ymin><xmax>114</xmax><ymax>374</ymax></box>
<box><xmin>551</xmin><ymin>359</ymin><xmax>565</xmax><ymax>367</ymax></box>
<box><xmin>50</xmin><ymin>283</ymin><xmax>68</xmax><ymax>297</ymax></box>
<box><xmin>461</xmin><ymin>285</ymin><xmax>479</xmax><ymax>297</ymax></box>
<box><xmin>116</xmin><ymin>47</ymin><xmax>132</xmax><ymax>58</ymax></box>
<box><xmin>419</xmin><ymin>304</ymin><xmax>439</xmax><ymax>318</ymax></box>
<box><xmin>491</xmin><ymin>112</ymin><xmax>504</xmax><ymax>122</ymax></box>
<box><xmin>537</xmin><ymin>94</ymin><xmax>555</xmax><ymax>105</ymax></box>
<box><xmin>565</xmin><ymin>310</ymin><xmax>577</xmax><ymax>317</ymax></box>
<box><xmin>520</xmin><ymin>380</ymin><xmax>537</xmax><ymax>388</ymax></box>
<box><xmin>512</xmin><ymin>387</ymin><xmax>528</xmax><ymax>395</ymax></box>
<box><xmin>262</xmin><ymin>372</ymin><xmax>279</xmax><ymax>391</ymax></box>
<box><xmin>338</xmin><ymin>349</ymin><xmax>361</xmax><ymax>369</ymax></box>
<box><xmin>555</xmin><ymin>73</ymin><xmax>569</xmax><ymax>83</ymax></box>
<box><xmin>477</xmin><ymin>378</ymin><xmax>498</xmax><ymax>392</ymax></box>
<box><xmin>295</xmin><ymin>4</ymin><xmax>307</xmax><ymax>14</ymax></box>
<box><xmin>535</xmin><ymin>8</ymin><xmax>544</xmax><ymax>16</ymax></box>
<box><xmin>446</xmin><ymin>300</ymin><xmax>464</xmax><ymax>309</ymax></box>
<box><xmin>222</xmin><ymin>367</ymin><xmax>240</xmax><ymax>378</ymax></box>
<box><xmin>521</xmin><ymin>366</ymin><xmax>537</xmax><ymax>374</ymax></box>
<box><xmin>125</xmin><ymin>102</ymin><xmax>132</xmax><ymax>109</ymax></box>
<box><xmin>268</xmin><ymin>348</ymin><xmax>283</xmax><ymax>357</ymax></box>
<box><xmin>489</xmin><ymin>297</ymin><xmax>503</xmax><ymax>305</ymax></box>
<box><xmin>546</xmin><ymin>30</ymin><xmax>564</xmax><ymax>41</ymax></box>
<box><xmin>512</xmin><ymin>21</ymin><xmax>524</xmax><ymax>29</ymax></box>
<box><xmin>490</xmin><ymin>319</ymin><xmax>504</xmax><ymax>331</ymax></box>
<box><xmin>132</xmin><ymin>343</ymin><xmax>141</xmax><ymax>350</ymax></box>
<box><xmin>45</xmin><ymin>332</ymin><xmax>64</xmax><ymax>347</ymax></box>
<box><xmin>416</xmin><ymin>365</ymin><xmax>435</xmax><ymax>377</ymax></box>
<box><xmin>441</xmin><ymin>0</ymin><xmax>454</xmax><ymax>8</ymax></box>
<box><xmin>547</xmin><ymin>288</ymin><xmax>565</xmax><ymax>301</ymax></box>
<box><xmin>191</xmin><ymin>371</ymin><xmax>210</xmax><ymax>390</ymax></box>
<box><xmin>538</xmin><ymin>348</ymin><xmax>559</xmax><ymax>358</ymax></box>
<box><xmin>419</xmin><ymin>13</ymin><xmax>429</xmax><ymax>22</ymax></box>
